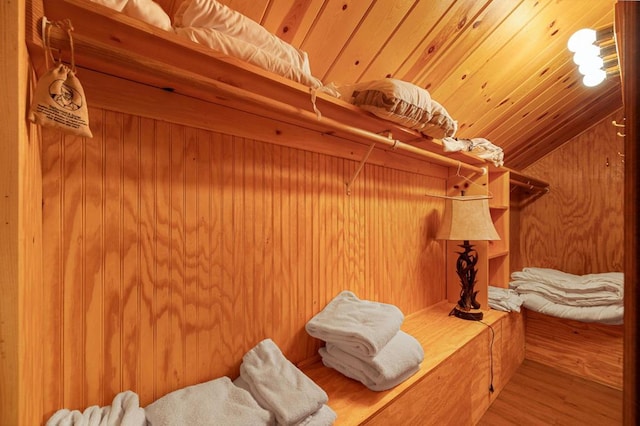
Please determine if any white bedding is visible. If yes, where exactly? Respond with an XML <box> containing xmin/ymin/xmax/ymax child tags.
<box><xmin>510</xmin><ymin>267</ymin><xmax>624</xmax><ymax>324</ymax></box>
<box><xmin>518</xmin><ymin>292</ymin><xmax>623</xmax><ymax>325</ymax></box>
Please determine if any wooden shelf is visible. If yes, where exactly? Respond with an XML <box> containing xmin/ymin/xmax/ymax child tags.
<box><xmin>488</xmin><ymin>249</ymin><xmax>509</xmax><ymax>260</ymax></box>
<box><xmin>28</xmin><ymin>0</ymin><xmax>489</xmax><ymax>173</ymax></box>
<box><xmin>301</xmin><ymin>302</ymin><xmax>523</xmax><ymax>425</ymax></box>
<box><xmin>489</xmin><ymin>205</ymin><xmax>509</xmax><ymax>211</ymax></box>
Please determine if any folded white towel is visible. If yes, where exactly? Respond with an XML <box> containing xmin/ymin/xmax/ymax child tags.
<box><xmin>144</xmin><ymin>376</ymin><xmax>274</xmax><ymax>426</ymax></box>
<box><xmin>46</xmin><ymin>391</ymin><xmax>146</xmax><ymax>426</ymax></box>
<box><xmin>240</xmin><ymin>339</ymin><xmax>328</xmax><ymax>426</ymax></box>
<box><xmin>319</xmin><ymin>330</ymin><xmax>423</xmax><ymax>392</ymax></box>
<box><xmin>488</xmin><ymin>286</ymin><xmax>523</xmax><ymax>312</ymax></box>
<box><xmin>235</xmin><ymin>376</ymin><xmax>336</xmax><ymax>426</ymax></box>
<box><xmin>306</xmin><ymin>291</ymin><xmax>404</xmax><ymax>357</ymax></box>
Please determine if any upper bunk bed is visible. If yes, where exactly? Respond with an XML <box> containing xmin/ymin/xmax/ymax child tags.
<box><xmin>26</xmin><ymin>0</ymin><xmax>551</xmax><ymax>195</ymax></box>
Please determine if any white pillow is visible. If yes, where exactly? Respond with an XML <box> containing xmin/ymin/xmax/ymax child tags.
<box><xmin>122</xmin><ymin>0</ymin><xmax>173</xmax><ymax>31</ymax></box>
<box><xmin>338</xmin><ymin>78</ymin><xmax>457</xmax><ymax>138</ymax></box>
<box><xmin>175</xmin><ymin>26</ymin><xmax>324</xmax><ymax>89</ymax></box>
<box><xmin>174</xmin><ymin>0</ymin><xmax>310</xmax><ymax>74</ymax></box>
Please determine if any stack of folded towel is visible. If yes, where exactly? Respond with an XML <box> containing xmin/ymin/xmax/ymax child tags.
<box><xmin>235</xmin><ymin>338</ymin><xmax>336</xmax><ymax>426</ymax></box>
<box><xmin>488</xmin><ymin>285</ymin><xmax>523</xmax><ymax>312</ymax></box>
<box><xmin>306</xmin><ymin>291</ymin><xmax>424</xmax><ymax>391</ymax></box>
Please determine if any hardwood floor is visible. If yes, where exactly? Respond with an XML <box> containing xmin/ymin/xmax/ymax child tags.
<box><xmin>478</xmin><ymin>359</ymin><xmax>623</xmax><ymax>425</ymax></box>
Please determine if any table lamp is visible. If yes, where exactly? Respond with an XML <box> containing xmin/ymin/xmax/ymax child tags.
<box><xmin>436</xmin><ymin>195</ymin><xmax>500</xmax><ymax>321</ymax></box>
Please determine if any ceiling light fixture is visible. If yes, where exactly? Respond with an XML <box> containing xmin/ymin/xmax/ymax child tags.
<box><xmin>567</xmin><ymin>25</ymin><xmax>619</xmax><ymax>87</ymax></box>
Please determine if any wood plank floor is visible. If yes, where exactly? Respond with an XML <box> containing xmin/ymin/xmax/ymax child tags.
<box><xmin>478</xmin><ymin>359</ymin><xmax>623</xmax><ymax>425</ymax></box>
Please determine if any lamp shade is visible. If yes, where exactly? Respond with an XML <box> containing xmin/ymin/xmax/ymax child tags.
<box><xmin>436</xmin><ymin>196</ymin><xmax>500</xmax><ymax>241</ymax></box>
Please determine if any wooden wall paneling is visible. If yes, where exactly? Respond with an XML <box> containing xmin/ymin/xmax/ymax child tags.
<box><xmin>39</xmin><ymin>104</ymin><xmax>454</xmax><ymax>413</ymax></box>
<box><xmin>84</xmin><ymin>109</ymin><xmax>105</xmax><ymax>406</ymax></box>
<box><xmin>122</xmin><ymin>113</ymin><xmax>141</xmax><ymax>394</ymax></box>
<box><xmin>519</xmin><ymin>110</ymin><xmax>625</xmax><ymax>274</ymax></box>
<box><xmin>62</xmin><ymin>130</ymin><xmax>86</xmax><ymax>408</ymax></box>
<box><xmin>184</xmin><ymin>126</ymin><xmax>198</xmax><ymax>386</ymax></box>
<box><xmin>525</xmin><ymin>310</ymin><xmax>623</xmax><ymax>389</ymax></box>
<box><xmin>260</xmin><ymin>0</ymin><xmax>324</xmax><ymax>46</ymax></box>
<box><xmin>103</xmin><ymin>111</ymin><xmax>125</xmax><ymax>401</ymax></box>
<box><xmin>299</xmin><ymin>0</ymin><xmax>371</xmax><ymax>79</ymax></box>
<box><xmin>394</xmin><ymin>0</ymin><xmax>488</xmax><ymax>84</ymax></box>
<box><xmin>138</xmin><ymin>116</ymin><xmax>157</xmax><ymax>406</ymax></box>
<box><xmin>358</xmin><ymin>0</ymin><xmax>453</xmax><ymax>83</ymax></box>
<box><xmin>321</xmin><ymin>0</ymin><xmax>417</xmax><ymax>85</ymax></box>
<box><xmin>409</xmin><ymin>0</ymin><xmax>524</xmax><ymax>91</ymax></box>
<box><xmin>619</xmin><ymin>2</ymin><xmax>640</xmax><ymax>423</ymax></box>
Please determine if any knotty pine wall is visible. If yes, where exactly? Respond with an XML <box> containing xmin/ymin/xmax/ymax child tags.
<box><xmin>40</xmin><ymin>106</ymin><xmax>448</xmax><ymax>417</ymax></box>
<box><xmin>512</xmin><ymin>109</ymin><xmax>625</xmax><ymax>274</ymax></box>
<box><xmin>510</xmin><ymin>110</ymin><xmax>625</xmax><ymax>390</ymax></box>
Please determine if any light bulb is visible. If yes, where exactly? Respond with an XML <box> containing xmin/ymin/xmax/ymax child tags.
<box><xmin>572</xmin><ymin>44</ymin><xmax>600</xmax><ymax>66</ymax></box>
<box><xmin>578</xmin><ymin>56</ymin><xmax>604</xmax><ymax>75</ymax></box>
<box><xmin>568</xmin><ymin>28</ymin><xmax>596</xmax><ymax>52</ymax></box>
<box><xmin>582</xmin><ymin>69</ymin><xmax>606</xmax><ymax>87</ymax></box>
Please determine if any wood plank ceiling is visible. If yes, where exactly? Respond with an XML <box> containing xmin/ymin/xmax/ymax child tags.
<box><xmin>155</xmin><ymin>0</ymin><xmax>622</xmax><ymax>169</ymax></box>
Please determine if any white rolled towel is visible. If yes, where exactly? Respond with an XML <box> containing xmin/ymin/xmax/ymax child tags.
<box><xmin>240</xmin><ymin>339</ymin><xmax>329</xmax><ymax>426</ymax></box>
<box><xmin>306</xmin><ymin>291</ymin><xmax>404</xmax><ymax>357</ymax></box>
<box><xmin>46</xmin><ymin>391</ymin><xmax>146</xmax><ymax>426</ymax></box>
<box><xmin>319</xmin><ymin>330</ymin><xmax>423</xmax><ymax>392</ymax></box>
<box><xmin>144</xmin><ymin>376</ymin><xmax>274</xmax><ymax>426</ymax></box>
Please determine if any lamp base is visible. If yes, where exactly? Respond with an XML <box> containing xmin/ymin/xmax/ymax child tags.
<box><xmin>449</xmin><ymin>305</ymin><xmax>483</xmax><ymax>321</ymax></box>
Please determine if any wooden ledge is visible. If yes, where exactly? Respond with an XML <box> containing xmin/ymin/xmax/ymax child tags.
<box><xmin>301</xmin><ymin>301</ymin><xmax>508</xmax><ymax>425</ymax></box>
<box><xmin>30</xmin><ymin>0</ymin><xmax>486</xmax><ymax>168</ymax></box>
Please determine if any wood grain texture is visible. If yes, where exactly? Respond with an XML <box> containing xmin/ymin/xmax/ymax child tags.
<box><xmin>40</xmin><ymin>106</ymin><xmax>450</xmax><ymax>419</ymax></box>
<box><xmin>515</xmin><ymin>109</ymin><xmax>625</xmax><ymax>275</ymax></box>
<box><xmin>525</xmin><ymin>309</ymin><xmax>623</xmax><ymax>389</ymax></box>
<box><xmin>35</xmin><ymin>0</ymin><xmax>622</xmax><ymax>171</ymax></box>
<box><xmin>619</xmin><ymin>3</ymin><xmax>640</xmax><ymax>423</ymax></box>
<box><xmin>1</xmin><ymin>0</ymin><xmax>45</xmax><ymax>422</ymax></box>
<box><xmin>300</xmin><ymin>303</ymin><xmax>523</xmax><ymax>426</ymax></box>
<box><xmin>511</xmin><ymin>110</ymin><xmax>625</xmax><ymax>392</ymax></box>
<box><xmin>479</xmin><ymin>359</ymin><xmax>623</xmax><ymax>426</ymax></box>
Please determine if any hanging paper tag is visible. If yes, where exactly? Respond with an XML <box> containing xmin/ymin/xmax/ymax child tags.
<box><xmin>28</xmin><ymin>63</ymin><xmax>93</xmax><ymax>137</ymax></box>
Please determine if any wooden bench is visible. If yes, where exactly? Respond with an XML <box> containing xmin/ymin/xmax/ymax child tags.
<box><xmin>301</xmin><ymin>301</ymin><xmax>525</xmax><ymax>425</ymax></box>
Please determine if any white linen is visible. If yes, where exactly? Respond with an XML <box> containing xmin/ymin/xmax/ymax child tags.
<box><xmin>90</xmin><ymin>0</ymin><xmax>172</xmax><ymax>31</ymax></box>
<box><xmin>442</xmin><ymin>137</ymin><xmax>504</xmax><ymax>167</ymax></box>
<box><xmin>240</xmin><ymin>339</ymin><xmax>328</xmax><ymax>426</ymax></box>
<box><xmin>144</xmin><ymin>377</ymin><xmax>274</xmax><ymax>426</ymax></box>
<box><xmin>235</xmin><ymin>376</ymin><xmax>336</xmax><ymax>426</ymax></box>
<box><xmin>518</xmin><ymin>292</ymin><xmax>623</xmax><ymax>325</ymax></box>
<box><xmin>174</xmin><ymin>0</ymin><xmax>310</xmax><ymax>73</ymax></box>
<box><xmin>510</xmin><ymin>267</ymin><xmax>623</xmax><ymax>298</ymax></box>
<box><xmin>305</xmin><ymin>291</ymin><xmax>404</xmax><ymax>357</ymax></box>
<box><xmin>46</xmin><ymin>391</ymin><xmax>146</xmax><ymax>426</ymax></box>
<box><xmin>319</xmin><ymin>330</ymin><xmax>423</xmax><ymax>391</ymax></box>
<box><xmin>488</xmin><ymin>286</ymin><xmax>523</xmax><ymax>312</ymax></box>
<box><xmin>174</xmin><ymin>27</ymin><xmax>326</xmax><ymax>90</ymax></box>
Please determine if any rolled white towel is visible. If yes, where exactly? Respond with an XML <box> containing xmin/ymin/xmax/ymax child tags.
<box><xmin>306</xmin><ymin>291</ymin><xmax>404</xmax><ymax>357</ymax></box>
<box><xmin>144</xmin><ymin>377</ymin><xmax>274</xmax><ymax>426</ymax></box>
<box><xmin>240</xmin><ymin>339</ymin><xmax>328</xmax><ymax>426</ymax></box>
<box><xmin>319</xmin><ymin>330</ymin><xmax>423</xmax><ymax>392</ymax></box>
<box><xmin>46</xmin><ymin>391</ymin><xmax>146</xmax><ymax>426</ymax></box>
